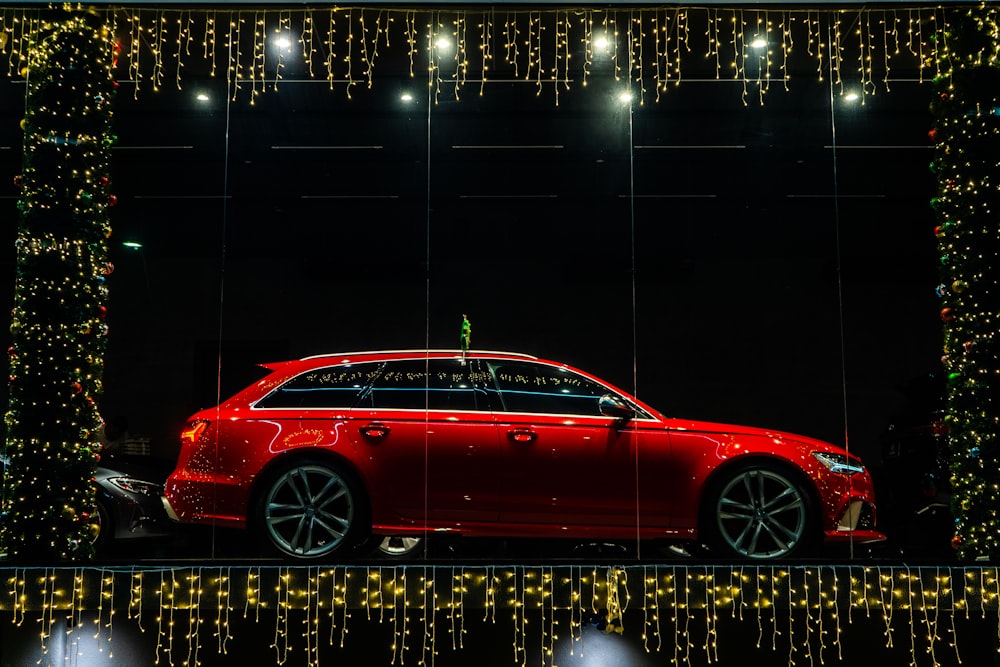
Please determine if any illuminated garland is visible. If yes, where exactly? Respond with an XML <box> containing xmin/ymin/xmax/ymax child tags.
<box><xmin>930</xmin><ymin>3</ymin><xmax>1000</xmax><ymax>562</ymax></box>
<box><xmin>0</xmin><ymin>565</ymin><xmax>996</xmax><ymax>666</ymax></box>
<box><xmin>0</xmin><ymin>5</ymin><xmax>950</xmax><ymax>105</ymax></box>
<box><xmin>1</xmin><ymin>10</ymin><xmax>116</xmax><ymax>561</ymax></box>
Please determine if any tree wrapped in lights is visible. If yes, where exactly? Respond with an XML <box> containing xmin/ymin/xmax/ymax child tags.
<box><xmin>931</xmin><ymin>3</ymin><xmax>1000</xmax><ymax>561</ymax></box>
<box><xmin>1</xmin><ymin>10</ymin><xmax>116</xmax><ymax>561</ymax></box>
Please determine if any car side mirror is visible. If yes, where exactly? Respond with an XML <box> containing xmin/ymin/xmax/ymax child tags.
<box><xmin>598</xmin><ymin>394</ymin><xmax>634</xmax><ymax>421</ymax></box>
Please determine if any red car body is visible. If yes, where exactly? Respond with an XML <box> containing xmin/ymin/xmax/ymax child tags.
<box><xmin>163</xmin><ymin>350</ymin><xmax>884</xmax><ymax>559</ymax></box>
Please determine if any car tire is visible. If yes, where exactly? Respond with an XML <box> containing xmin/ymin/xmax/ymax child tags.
<box><xmin>93</xmin><ymin>498</ymin><xmax>112</xmax><ymax>553</ymax></box>
<box><xmin>703</xmin><ymin>462</ymin><xmax>816</xmax><ymax>560</ymax></box>
<box><xmin>370</xmin><ymin>535</ymin><xmax>424</xmax><ymax>559</ymax></box>
<box><xmin>255</xmin><ymin>459</ymin><xmax>367</xmax><ymax>560</ymax></box>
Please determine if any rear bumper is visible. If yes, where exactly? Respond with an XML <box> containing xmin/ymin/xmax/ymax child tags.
<box><xmin>162</xmin><ymin>476</ymin><xmax>247</xmax><ymax>529</ymax></box>
<box><xmin>161</xmin><ymin>494</ymin><xmax>180</xmax><ymax>522</ymax></box>
<box><xmin>824</xmin><ymin>528</ymin><xmax>886</xmax><ymax>544</ymax></box>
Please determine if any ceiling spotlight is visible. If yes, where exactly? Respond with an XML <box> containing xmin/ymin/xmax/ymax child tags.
<box><xmin>750</xmin><ymin>37</ymin><xmax>767</xmax><ymax>49</ymax></box>
<box><xmin>844</xmin><ymin>92</ymin><xmax>860</xmax><ymax>102</ymax></box>
<box><xmin>195</xmin><ymin>92</ymin><xmax>210</xmax><ymax>102</ymax></box>
<box><xmin>594</xmin><ymin>35</ymin><xmax>610</xmax><ymax>52</ymax></box>
<box><xmin>435</xmin><ymin>37</ymin><xmax>451</xmax><ymax>52</ymax></box>
<box><xmin>273</xmin><ymin>35</ymin><xmax>292</xmax><ymax>50</ymax></box>
<box><xmin>122</xmin><ymin>241</ymin><xmax>143</xmax><ymax>250</ymax></box>
<box><xmin>400</xmin><ymin>92</ymin><xmax>414</xmax><ymax>103</ymax></box>
<box><xmin>618</xmin><ymin>91</ymin><xmax>633</xmax><ymax>104</ymax></box>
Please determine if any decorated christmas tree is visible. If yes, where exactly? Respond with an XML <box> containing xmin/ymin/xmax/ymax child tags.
<box><xmin>2</xmin><ymin>10</ymin><xmax>116</xmax><ymax>561</ymax></box>
<box><xmin>931</xmin><ymin>4</ymin><xmax>1000</xmax><ymax>561</ymax></box>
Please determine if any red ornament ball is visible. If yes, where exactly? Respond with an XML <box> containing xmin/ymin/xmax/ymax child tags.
<box><xmin>107</xmin><ymin>194</ymin><xmax>118</xmax><ymax>207</ymax></box>
<box><xmin>928</xmin><ymin>128</ymin><xmax>938</xmax><ymax>141</ymax></box>
<box><xmin>940</xmin><ymin>307</ymin><xmax>955</xmax><ymax>322</ymax></box>
<box><xmin>951</xmin><ymin>535</ymin><xmax>961</xmax><ymax>550</ymax></box>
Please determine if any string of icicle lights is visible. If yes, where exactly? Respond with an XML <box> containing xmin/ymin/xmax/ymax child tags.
<box><xmin>1</xmin><ymin>565</ymin><xmax>998</xmax><ymax>666</ymax></box>
<box><xmin>0</xmin><ymin>5</ymin><xmax>949</xmax><ymax>105</ymax></box>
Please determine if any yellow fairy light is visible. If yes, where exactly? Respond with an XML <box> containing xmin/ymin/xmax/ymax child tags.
<box><xmin>344</xmin><ymin>8</ymin><xmax>355</xmax><ymax>99</ymax></box>
<box><xmin>249</xmin><ymin>11</ymin><xmax>264</xmax><ymax>102</ymax></box>
<box><xmin>2</xmin><ymin>565</ymin><xmax>1000</xmax><ymax>666</ymax></box>
<box><xmin>300</xmin><ymin>10</ymin><xmax>315</xmax><ymax>78</ymax></box>
<box><xmin>358</xmin><ymin>9</ymin><xmax>371</xmax><ymax>89</ymax></box>
<box><xmin>214</xmin><ymin>568</ymin><xmax>232</xmax><ymax>655</ymax></box>
<box><xmin>478</xmin><ymin>10</ymin><xmax>492</xmax><ymax>97</ymax></box>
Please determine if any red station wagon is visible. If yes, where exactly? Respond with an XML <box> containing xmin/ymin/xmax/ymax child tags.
<box><xmin>163</xmin><ymin>350</ymin><xmax>885</xmax><ymax>560</ymax></box>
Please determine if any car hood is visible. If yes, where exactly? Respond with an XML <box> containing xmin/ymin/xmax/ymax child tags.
<box><xmin>660</xmin><ymin>417</ymin><xmax>844</xmax><ymax>452</ymax></box>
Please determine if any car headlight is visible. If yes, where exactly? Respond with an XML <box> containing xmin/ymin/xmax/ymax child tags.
<box><xmin>812</xmin><ymin>452</ymin><xmax>865</xmax><ymax>476</ymax></box>
<box><xmin>106</xmin><ymin>477</ymin><xmax>163</xmax><ymax>497</ymax></box>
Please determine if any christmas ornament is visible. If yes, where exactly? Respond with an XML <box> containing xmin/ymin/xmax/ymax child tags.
<box><xmin>460</xmin><ymin>315</ymin><xmax>472</xmax><ymax>352</ymax></box>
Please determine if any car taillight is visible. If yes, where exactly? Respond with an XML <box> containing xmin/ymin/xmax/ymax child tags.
<box><xmin>180</xmin><ymin>420</ymin><xmax>209</xmax><ymax>446</ymax></box>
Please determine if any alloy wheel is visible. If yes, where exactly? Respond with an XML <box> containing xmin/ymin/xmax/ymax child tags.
<box><xmin>262</xmin><ymin>464</ymin><xmax>355</xmax><ymax>559</ymax></box>
<box><xmin>714</xmin><ymin>467</ymin><xmax>808</xmax><ymax>559</ymax></box>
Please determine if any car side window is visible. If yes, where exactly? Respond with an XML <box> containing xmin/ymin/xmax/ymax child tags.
<box><xmin>486</xmin><ymin>361</ymin><xmax>609</xmax><ymax>416</ymax></box>
<box><xmin>254</xmin><ymin>363</ymin><xmax>382</xmax><ymax>408</ymax></box>
<box><xmin>356</xmin><ymin>359</ymin><xmax>485</xmax><ymax>411</ymax></box>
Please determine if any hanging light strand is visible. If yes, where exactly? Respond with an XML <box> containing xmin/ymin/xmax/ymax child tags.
<box><xmin>0</xmin><ymin>6</ymin><xmax>948</xmax><ymax>105</ymax></box>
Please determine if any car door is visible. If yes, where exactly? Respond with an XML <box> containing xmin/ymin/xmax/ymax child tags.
<box><xmin>347</xmin><ymin>357</ymin><xmax>502</xmax><ymax>523</ymax></box>
<box><xmin>485</xmin><ymin>359</ymin><xmax>662</xmax><ymax>529</ymax></box>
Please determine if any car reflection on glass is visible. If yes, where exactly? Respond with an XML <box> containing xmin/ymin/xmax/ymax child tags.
<box><xmin>163</xmin><ymin>350</ymin><xmax>885</xmax><ymax>561</ymax></box>
<box><xmin>92</xmin><ymin>461</ymin><xmax>173</xmax><ymax>550</ymax></box>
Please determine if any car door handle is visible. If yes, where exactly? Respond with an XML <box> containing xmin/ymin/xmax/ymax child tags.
<box><xmin>507</xmin><ymin>427</ymin><xmax>536</xmax><ymax>443</ymax></box>
<box><xmin>360</xmin><ymin>423</ymin><xmax>391</xmax><ymax>440</ymax></box>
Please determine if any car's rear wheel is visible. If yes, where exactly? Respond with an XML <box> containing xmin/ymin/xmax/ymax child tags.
<box><xmin>704</xmin><ymin>463</ymin><xmax>815</xmax><ymax>560</ymax></box>
<box><xmin>256</xmin><ymin>460</ymin><xmax>365</xmax><ymax>560</ymax></box>
<box><xmin>377</xmin><ymin>536</ymin><xmax>424</xmax><ymax>558</ymax></box>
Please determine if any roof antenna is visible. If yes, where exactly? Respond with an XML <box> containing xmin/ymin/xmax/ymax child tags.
<box><xmin>459</xmin><ymin>314</ymin><xmax>471</xmax><ymax>365</ymax></box>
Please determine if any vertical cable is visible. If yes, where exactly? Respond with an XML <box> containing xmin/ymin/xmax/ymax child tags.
<box><xmin>627</xmin><ymin>82</ymin><xmax>642</xmax><ymax>562</ymax></box>
<box><xmin>826</xmin><ymin>18</ymin><xmax>854</xmax><ymax>560</ymax></box>
<box><xmin>422</xmin><ymin>24</ymin><xmax>434</xmax><ymax>560</ymax></box>
<box><xmin>210</xmin><ymin>11</ymin><xmax>235</xmax><ymax>560</ymax></box>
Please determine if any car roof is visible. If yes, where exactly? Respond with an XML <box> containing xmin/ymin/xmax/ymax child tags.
<box><xmin>300</xmin><ymin>349</ymin><xmax>538</xmax><ymax>363</ymax></box>
<box><xmin>257</xmin><ymin>350</ymin><xmax>541</xmax><ymax>373</ymax></box>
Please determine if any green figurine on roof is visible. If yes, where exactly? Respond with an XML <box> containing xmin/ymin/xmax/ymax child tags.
<box><xmin>460</xmin><ymin>314</ymin><xmax>471</xmax><ymax>352</ymax></box>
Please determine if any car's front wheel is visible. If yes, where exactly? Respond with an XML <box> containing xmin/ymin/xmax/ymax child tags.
<box><xmin>704</xmin><ymin>463</ymin><xmax>815</xmax><ymax>560</ymax></box>
<box><xmin>256</xmin><ymin>460</ymin><xmax>365</xmax><ymax>560</ymax></box>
